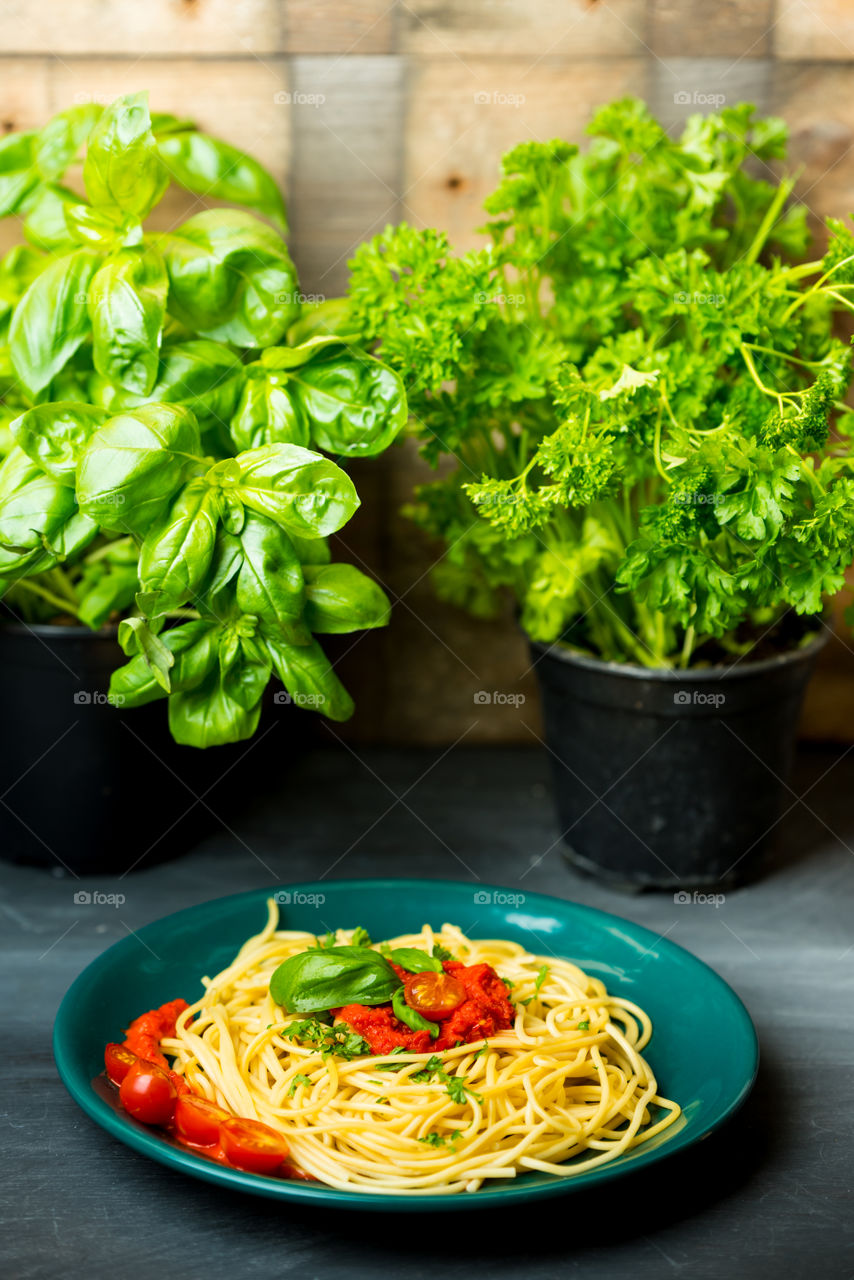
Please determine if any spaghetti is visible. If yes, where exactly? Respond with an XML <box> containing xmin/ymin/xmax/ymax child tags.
<box><xmin>148</xmin><ymin>899</ymin><xmax>681</xmax><ymax>1195</ymax></box>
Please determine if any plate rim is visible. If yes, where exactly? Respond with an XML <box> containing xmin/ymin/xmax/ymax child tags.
<box><xmin>53</xmin><ymin>877</ymin><xmax>760</xmax><ymax>1212</ymax></box>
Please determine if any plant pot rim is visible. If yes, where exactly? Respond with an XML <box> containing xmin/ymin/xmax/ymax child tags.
<box><xmin>528</xmin><ymin>620</ymin><xmax>830</xmax><ymax>684</ymax></box>
<box><xmin>0</xmin><ymin>619</ymin><xmax>118</xmax><ymax>640</ymax></box>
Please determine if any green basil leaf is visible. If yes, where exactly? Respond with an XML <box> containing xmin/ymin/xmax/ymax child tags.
<box><xmin>117</xmin><ymin>615</ymin><xmax>175</xmax><ymax>692</ymax></box>
<box><xmin>270</xmin><ymin>946</ymin><xmax>402</xmax><ymax>1013</ymax></box>
<box><xmin>77</xmin><ymin>562</ymin><xmax>139</xmax><ymax>629</ymax></box>
<box><xmin>230</xmin><ymin>371</ymin><xmax>309</xmax><ymax>451</ymax></box>
<box><xmin>83</xmin><ymin>91</ymin><xmax>167</xmax><ymax>220</ymax></box>
<box><xmin>219</xmin><ymin>636</ymin><xmax>271</xmax><ymax>711</ymax></box>
<box><xmin>64</xmin><ymin>201</ymin><xmax>142</xmax><ymax>250</ymax></box>
<box><xmin>235</xmin><ymin>510</ymin><xmax>304</xmax><ymax>626</ymax></box>
<box><xmin>10</xmin><ymin>402</ymin><xmax>109</xmax><ymax>483</ymax></box>
<box><xmin>20</xmin><ymin>183</ymin><xmax>78</xmax><ymax>252</ymax></box>
<box><xmin>260</xmin><ymin>335</ymin><xmax>351</xmax><ymax>371</ymax></box>
<box><xmin>151</xmin><ymin>113</ymin><xmax>198</xmax><ymax>138</ymax></box>
<box><xmin>162</xmin><ymin>209</ymin><xmax>299</xmax><ymax>348</ymax></box>
<box><xmin>292</xmin><ymin>351</ymin><xmax>407</xmax><ymax>458</ymax></box>
<box><xmin>198</xmin><ymin>526</ymin><xmax>243</xmax><ymax>605</ymax></box>
<box><xmin>44</xmin><ymin>509</ymin><xmax>99</xmax><ymax>559</ymax></box>
<box><xmin>265</xmin><ymin>633</ymin><xmax>354</xmax><ymax>721</ymax></box>
<box><xmin>225</xmin><ymin>443</ymin><xmax>359</xmax><ymax>539</ymax></box>
<box><xmin>167</xmin><ymin>664</ymin><xmax>262</xmax><ymax>747</ymax></box>
<box><xmin>286</xmin><ymin>298</ymin><xmax>357</xmax><ymax>345</ymax></box>
<box><xmin>77</xmin><ymin>403</ymin><xmax>202</xmax><ymax>535</ymax></box>
<box><xmin>290</xmin><ymin>533</ymin><xmax>331</xmax><ymax>565</ymax></box>
<box><xmin>36</xmin><ymin>103</ymin><xmax>102</xmax><ymax>181</ymax></box>
<box><xmin>91</xmin><ymin>338</ymin><xmax>246</xmax><ymax>432</ymax></box>
<box><xmin>0</xmin><ymin>449</ymin><xmax>78</xmax><ymax>551</ymax></box>
<box><xmin>220</xmin><ymin>492</ymin><xmax>246</xmax><ymax>536</ymax></box>
<box><xmin>156</xmin><ymin>131</ymin><xmax>287</xmax><ymax>231</ymax></box>
<box><xmin>388</xmin><ymin>948</ymin><xmax>444</xmax><ymax>974</ymax></box>
<box><xmin>110</xmin><ymin>618</ymin><xmax>218</xmax><ymax>707</ymax></box>
<box><xmin>392</xmin><ymin>987</ymin><xmax>440</xmax><ymax>1038</ymax></box>
<box><xmin>0</xmin><ymin>245</ymin><xmax>46</xmax><ymax>326</ymax></box>
<box><xmin>303</xmin><ymin>563</ymin><xmax>390</xmax><ymax>634</ymax></box>
<box><xmin>89</xmin><ymin>246</ymin><xmax>168</xmax><ymax>395</ymax></box>
<box><xmin>138</xmin><ymin>479</ymin><xmax>220</xmax><ymax>611</ymax></box>
<box><xmin>0</xmin><ymin>132</ymin><xmax>39</xmax><ymax>217</ymax></box>
<box><xmin>9</xmin><ymin>248</ymin><xmax>102</xmax><ymax>394</ymax></box>
<box><xmin>0</xmin><ymin>543</ymin><xmax>56</xmax><ymax>587</ymax></box>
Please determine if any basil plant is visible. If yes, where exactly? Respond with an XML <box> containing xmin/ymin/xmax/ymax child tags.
<box><xmin>0</xmin><ymin>93</ymin><xmax>406</xmax><ymax>746</ymax></box>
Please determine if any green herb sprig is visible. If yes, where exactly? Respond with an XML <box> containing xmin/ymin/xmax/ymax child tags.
<box><xmin>347</xmin><ymin>99</ymin><xmax>854</xmax><ymax>668</ymax></box>
<box><xmin>0</xmin><ymin>92</ymin><xmax>405</xmax><ymax>745</ymax></box>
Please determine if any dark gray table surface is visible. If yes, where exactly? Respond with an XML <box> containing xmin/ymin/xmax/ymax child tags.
<box><xmin>2</xmin><ymin>744</ymin><xmax>852</xmax><ymax>1280</ymax></box>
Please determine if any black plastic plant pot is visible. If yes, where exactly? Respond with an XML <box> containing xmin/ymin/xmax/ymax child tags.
<box><xmin>530</xmin><ymin>631</ymin><xmax>827</xmax><ymax>892</ymax></box>
<box><xmin>0</xmin><ymin>622</ymin><xmax>289</xmax><ymax>876</ymax></box>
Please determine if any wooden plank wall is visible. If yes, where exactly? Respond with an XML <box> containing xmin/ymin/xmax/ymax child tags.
<box><xmin>2</xmin><ymin>0</ymin><xmax>854</xmax><ymax>742</ymax></box>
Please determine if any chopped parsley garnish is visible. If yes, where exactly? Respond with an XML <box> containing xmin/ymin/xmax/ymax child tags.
<box><xmin>312</xmin><ymin>931</ymin><xmax>337</xmax><ymax>950</ymax></box>
<box><xmin>287</xmin><ymin>1073</ymin><xmax>313</xmax><ymax>1097</ymax></box>
<box><xmin>534</xmin><ymin>965</ymin><xmax>549</xmax><ymax>994</ymax></box>
<box><xmin>411</xmin><ymin>1054</ymin><xmax>444</xmax><ymax>1080</ymax></box>
<box><xmin>351</xmin><ymin>926</ymin><xmax>372</xmax><ymax>947</ymax></box>
<box><xmin>282</xmin><ymin>1018</ymin><xmax>371</xmax><ymax>1061</ymax></box>
<box><xmin>431</xmin><ymin>942</ymin><xmax>454</xmax><ymax>962</ymax></box>
<box><xmin>578</xmin><ymin>1020</ymin><xmax>590</xmax><ymax>1030</ymax></box>
<box><xmin>376</xmin><ymin>1096</ymin><xmax>388</xmax><ymax>1105</ymax></box>
<box><xmin>520</xmin><ymin>997</ymin><xmax>533</xmax><ymax>1008</ymax></box>
<box><xmin>374</xmin><ymin>1047</ymin><xmax>409</xmax><ymax>1070</ymax></box>
<box><xmin>411</xmin><ymin>1055</ymin><xmax>483</xmax><ymax>1105</ymax></box>
<box><xmin>418</xmin><ymin>1131</ymin><xmax>461</xmax><ymax>1148</ymax></box>
<box><xmin>474</xmin><ymin>1041</ymin><xmax>490</xmax><ymax>1059</ymax></box>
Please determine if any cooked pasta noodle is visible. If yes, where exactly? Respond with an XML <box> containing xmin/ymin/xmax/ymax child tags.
<box><xmin>161</xmin><ymin>899</ymin><xmax>681</xmax><ymax>1194</ymax></box>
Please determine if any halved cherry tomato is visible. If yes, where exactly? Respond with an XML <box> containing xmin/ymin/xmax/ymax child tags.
<box><xmin>104</xmin><ymin>1042</ymin><xmax>140</xmax><ymax>1085</ymax></box>
<box><xmin>220</xmin><ymin>1117</ymin><xmax>289</xmax><ymax>1174</ymax></box>
<box><xmin>404</xmin><ymin>971</ymin><xmax>466</xmax><ymax>1021</ymax></box>
<box><xmin>174</xmin><ymin>1095</ymin><xmax>231</xmax><ymax>1147</ymax></box>
<box><xmin>119</xmin><ymin>1061</ymin><xmax>177</xmax><ymax>1126</ymax></box>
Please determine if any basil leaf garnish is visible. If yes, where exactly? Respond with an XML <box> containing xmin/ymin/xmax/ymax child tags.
<box><xmin>392</xmin><ymin>987</ymin><xmax>439</xmax><ymax>1038</ymax></box>
<box><xmin>270</xmin><ymin>945</ymin><xmax>402</xmax><ymax>1013</ymax></box>
<box><xmin>388</xmin><ymin>947</ymin><xmax>444</xmax><ymax>974</ymax></box>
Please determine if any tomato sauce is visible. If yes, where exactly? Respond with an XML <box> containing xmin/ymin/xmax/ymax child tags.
<box><xmin>337</xmin><ymin>959</ymin><xmax>515</xmax><ymax>1054</ymax></box>
<box><xmin>109</xmin><ymin>996</ymin><xmax>315</xmax><ymax>1181</ymax></box>
<box><xmin>122</xmin><ymin>997</ymin><xmax>191</xmax><ymax>1093</ymax></box>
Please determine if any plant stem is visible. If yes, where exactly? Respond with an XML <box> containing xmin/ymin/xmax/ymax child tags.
<box><xmin>742</xmin><ymin>176</ymin><xmax>793</xmax><ymax>266</ymax></box>
<box><xmin>679</xmin><ymin>623</ymin><xmax>696</xmax><ymax>669</ymax></box>
<box><xmin>84</xmin><ymin>536</ymin><xmax>134</xmax><ymax>565</ymax></box>
<box><xmin>12</xmin><ymin>579</ymin><xmax>81</xmax><ymax>617</ymax></box>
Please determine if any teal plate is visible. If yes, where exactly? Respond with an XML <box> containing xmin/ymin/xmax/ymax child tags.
<box><xmin>54</xmin><ymin>879</ymin><xmax>758</xmax><ymax>1211</ymax></box>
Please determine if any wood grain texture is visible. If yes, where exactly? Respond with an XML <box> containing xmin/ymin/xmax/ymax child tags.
<box><xmin>0</xmin><ymin>0</ymin><xmax>284</xmax><ymax>55</ymax></box>
<box><xmin>770</xmin><ymin>62</ymin><xmax>854</xmax><ymax>233</ymax></box>
<box><xmin>288</xmin><ymin>55</ymin><xmax>404</xmax><ymax>297</ymax></box>
<box><xmin>403</xmin><ymin>56</ymin><xmax>647</xmax><ymax>245</ymax></box>
<box><xmin>400</xmin><ymin>0</ymin><xmax>648</xmax><ymax>57</ymax></box>
<box><xmin>647</xmin><ymin>55</ymin><xmax>772</xmax><ymax>131</ymax></box>
<box><xmin>1</xmin><ymin>745</ymin><xmax>852</xmax><ymax>1277</ymax></box>
<box><xmin>284</xmin><ymin>0</ymin><xmax>398</xmax><ymax>53</ymax></box>
<box><xmin>776</xmin><ymin>0</ymin><xmax>854</xmax><ymax>61</ymax></box>
<box><xmin>650</xmin><ymin>0</ymin><xmax>775</xmax><ymax>58</ymax></box>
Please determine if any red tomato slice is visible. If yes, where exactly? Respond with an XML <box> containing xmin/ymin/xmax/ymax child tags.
<box><xmin>174</xmin><ymin>1095</ymin><xmax>230</xmax><ymax>1147</ymax></box>
<box><xmin>404</xmin><ymin>971</ymin><xmax>466</xmax><ymax>1021</ymax></box>
<box><xmin>220</xmin><ymin>1117</ymin><xmax>289</xmax><ymax>1174</ymax></box>
<box><xmin>119</xmin><ymin>1061</ymin><xmax>177</xmax><ymax>1127</ymax></box>
<box><xmin>104</xmin><ymin>1042</ymin><xmax>140</xmax><ymax>1085</ymax></box>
